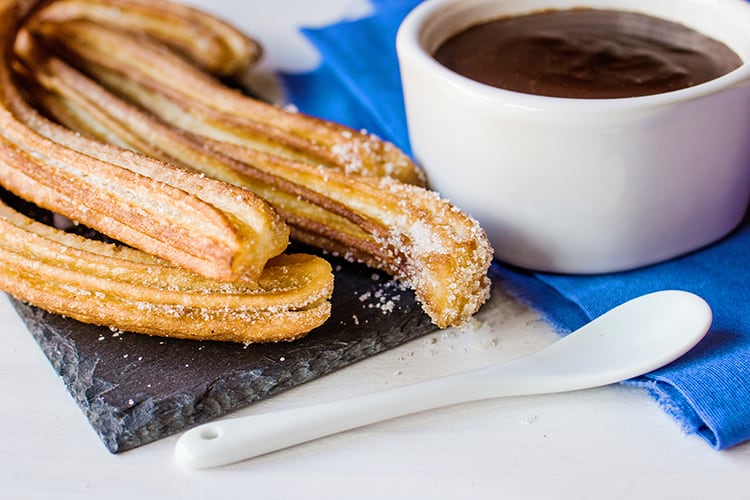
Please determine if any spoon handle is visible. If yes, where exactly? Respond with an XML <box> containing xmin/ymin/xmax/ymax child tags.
<box><xmin>175</xmin><ymin>371</ymin><xmax>486</xmax><ymax>469</ymax></box>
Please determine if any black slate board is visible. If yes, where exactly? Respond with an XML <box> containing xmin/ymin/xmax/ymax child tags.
<box><xmin>5</xmin><ymin>189</ymin><xmax>436</xmax><ymax>453</ymax></box>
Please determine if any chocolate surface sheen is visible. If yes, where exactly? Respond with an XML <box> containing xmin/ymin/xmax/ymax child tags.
<box><xmin>433</xmin><ymin>9</ymin><xmax>743</xmax><ymax>98</ymax></box>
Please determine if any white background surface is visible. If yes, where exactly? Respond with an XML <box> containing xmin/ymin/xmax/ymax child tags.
<box><xmin>3</xmin><ymin>1</ymin><xmax>750</xmax><ymax>499</ymax></box>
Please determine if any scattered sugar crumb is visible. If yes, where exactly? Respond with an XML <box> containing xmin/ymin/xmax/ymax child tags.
<box><xmin>481</xmin><ymin>338</ymin><xmax>499</xmax><ymax>349</ymax></box>
<box><xmin>379</xmin><ymin>301</ymin><xmax>395</xmax><ymax>313</ymax></box>
<box><xmin>441</xmin><ymin>331</ymin><xmax>457</xmax><ymax>340</ymax></box>
<box><xmin>464</xmin><ymin>317</ymin><xmax>485</xmax><ymax>332</ymax></box>
<box><xmin>520</xmin><ymin>415</ymin><xmax>538</xmax><ymax>425</ymax></box>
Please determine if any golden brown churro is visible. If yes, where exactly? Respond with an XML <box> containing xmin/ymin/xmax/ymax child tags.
<box><xmin>26</xmin><ymin>14</ymin><xmax>426</xmax><ymax>186</ymax></box>
<box><xmin>29</xmin><ymin>0</ymin><xmax>262</xmax><ymax>77</ymax></box>
<box><xmin>0</xmin><ymin>199</ymin><xmax>333</xmax><ymax>342</ymax></box>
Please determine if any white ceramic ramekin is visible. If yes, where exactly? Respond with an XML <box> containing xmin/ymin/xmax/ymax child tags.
<box><xmin>397</xmin><ymin>0</ymin><xmax>750</xmax><ymax>273</ymax></box>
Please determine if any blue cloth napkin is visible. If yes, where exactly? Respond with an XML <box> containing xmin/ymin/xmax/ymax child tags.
<box><xmin>279</xmin><ymin>0</ymin><xmax>750</xmax><ymax>450</ymax></box>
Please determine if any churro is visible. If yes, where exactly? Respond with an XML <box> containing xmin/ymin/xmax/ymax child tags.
<box><xmin>26</xmin><ymin>14</ymin><xmax>426</xmax><ymax>186</ymax></box>
<box><xmin>0</xmin><ymin>197</ymin><xmax>333</xmax><ymax>342</ymax></box>
<box><xmin>29</xmin><ymin>0</ymin><xmax>262</xmax><ymax>77</ymax></box>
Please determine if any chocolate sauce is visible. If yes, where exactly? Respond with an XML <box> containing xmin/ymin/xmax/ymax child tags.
<box><xmin>433</xmin><ymin>9</ymin><xmax>743</xmax><ymax>98</ymax></box>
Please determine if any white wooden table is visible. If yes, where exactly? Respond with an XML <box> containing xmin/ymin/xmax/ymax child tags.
<box><xmin>3</xmin><ymin>1</ymin><xmax>750</xmax><ymax>498</ymax></box>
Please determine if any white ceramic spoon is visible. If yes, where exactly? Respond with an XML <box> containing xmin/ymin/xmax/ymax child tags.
<box><xmin>175</xmin><ymin>290</ymin><xmax>711</xmax><ymax>469</ymax></box>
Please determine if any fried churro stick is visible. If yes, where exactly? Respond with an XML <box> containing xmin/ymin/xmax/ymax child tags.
<box><xmin>27</xmin><ymin>15</ymin><xmax>425</xmax><ymax>186</ymax></box>
<box><xmin>0</xmin><ymin>0</ymin><xmax>290</xmax><ymax>281</ymax></box>
<box><xmin>19</xmin><ymin>16</ymin><xmax>493</xmax><ymax>328</ymax></box>
<box><xmin>15</xmin><ymin>44</ymin><xmax>383</xmax><ymax>259</ymax></box>
<box><xmin>0</xmin><ymin>199</ymin><xmax>333</xmax><ymax>342</ymax></box>
<box><xmin>30</xmin><ymin>0</ymin><xmax>262</xmax><ymax>77</ymax></box>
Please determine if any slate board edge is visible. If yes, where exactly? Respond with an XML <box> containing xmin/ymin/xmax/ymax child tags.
<box><xmin>11</xmin><ymin>297</ymin><xmax>437</xmax><ymax>454</ymax></box>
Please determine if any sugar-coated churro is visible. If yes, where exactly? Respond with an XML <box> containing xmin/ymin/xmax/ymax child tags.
<box><xmin>29</xmin><ymin>0</ymin><xmax>262</xmax><ymax>77</ymax></box>
<box><xmin>0</xmin><ymin>197</ymin><xmax>333</xmax><ymax>342</ymax></box>
<box><xmin>26</xmin><ymin>14</ymin><xmax>426</xmax><ymax>186</ymax></box>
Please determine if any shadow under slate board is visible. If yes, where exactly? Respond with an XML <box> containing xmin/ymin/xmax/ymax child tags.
<box><xmin>4</xmin><ymin>189</ymin><xmax>437</xmax><ymax>453</ymax></box>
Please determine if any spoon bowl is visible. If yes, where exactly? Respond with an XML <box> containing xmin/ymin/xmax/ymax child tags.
<box><xmin>175</xmin><ymin>290</ymin><xmax>711</xmax><ymax>469</ymax></box>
